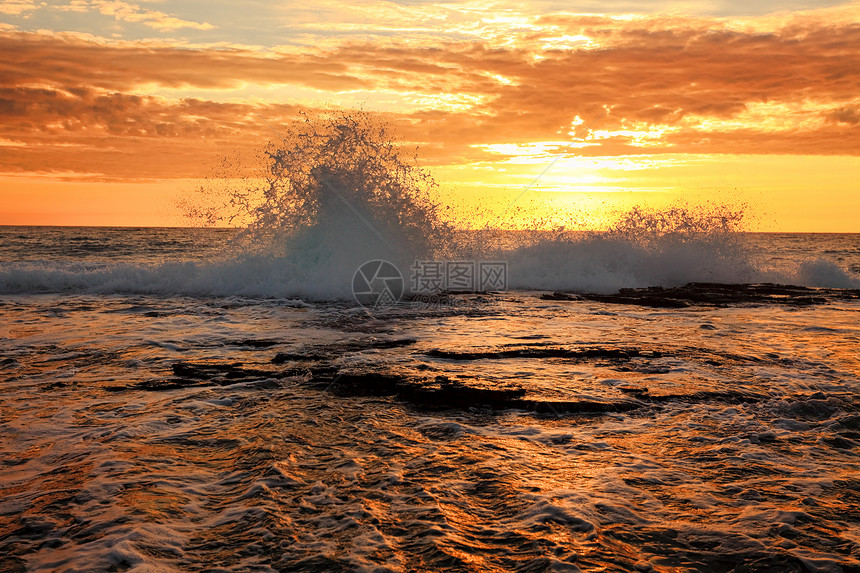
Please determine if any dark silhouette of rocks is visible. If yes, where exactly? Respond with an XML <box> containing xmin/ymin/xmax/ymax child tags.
<box><xmin>542</xmin><ymin>282</ymin><xmax>860</xmax><ymax>308</ymax></box>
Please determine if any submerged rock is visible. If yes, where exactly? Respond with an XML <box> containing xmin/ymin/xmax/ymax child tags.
<box><xmin>272</xmin><ymin>338</ymin><xmax>417</xmax><ymax>364</ymax></box>
<box><xmin>107</xmin><ymin>361</ymin><xmax>281</xmax><ymax>391</ymax></box>
<box><xmin>317</xmin><ymin>369</ymin><xmax>639</xmax><ymax>413</ymax></box>
<box><xmin>426</xmin><ymin>346</ymin><xmax>641</xmax><ymax>361</ymax></box>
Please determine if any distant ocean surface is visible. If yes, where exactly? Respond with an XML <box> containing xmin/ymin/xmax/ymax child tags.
<box><xmin>0</xmin><ymin>226</ymin><xmax>858</xmax><ymax>297</ymax></box>
<box><xmin>1</xmin><ymin>225</ymin><xmax>859</xmax><ymax>572</ymax></box>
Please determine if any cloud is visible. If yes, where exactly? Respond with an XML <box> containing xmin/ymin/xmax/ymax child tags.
<box><xmin>88</xmin><ymin>0</ymin><xmax>215</xmax><ymax>31</ymax></box>
<box><xmin>0</xmin><ymin>32</ymin><xmax>366</xmax><ymax>91</ymax></box>
<box><xmin>0</xmin><ymin>0</ymin><xmax>40</xmax><ymax>16</ymax></box>
<box><xmin>827</xmin><ymin>105</ymin><xmax>860</xmax><ymax>124</ymax></box>
<box><xmin>0</xmin><ymin>3</ymin><xmax>858</xmax><ymax>179</ymax></box>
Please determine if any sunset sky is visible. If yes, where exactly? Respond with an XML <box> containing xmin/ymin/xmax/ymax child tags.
<box><xmin>1</xmin><ymin>0</ymin><xmax>858</xmax><ymax>230</ymax></box>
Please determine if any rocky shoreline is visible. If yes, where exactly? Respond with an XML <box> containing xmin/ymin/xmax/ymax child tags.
<box><xmin>542</xmin><ymin>282</ymin><xmax>860</xmax><ymax>308</ymax></box>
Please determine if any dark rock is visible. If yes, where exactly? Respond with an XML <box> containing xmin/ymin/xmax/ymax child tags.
<box><xmin>646</xmin><ymin>390</ymin><xmax>765</xmax><ymax>404</ymax></box>
<box><xmin>272</xmin><ymin>338</ymin><xmax>417</xmax><ymax>364</ymax></box>
<box><xmin>837</xmin><ymin>415</ymin><xmax>860</xmax><ymax>431</ymax></box>
<box><xmin>510</xmin><ymin>399</ymin><xmax>640</xmax><ymax>414</ymax></box>
<box><xmin>544</xmin><ymin>282</ymin><xmax>860</xmax><ymax>309</ymax></box>
<box><xmin>820</xmin><ymin>436</ymin><xmax>857</xmax><ymax>450</ymax></box>
<box><xmin>271</xmin><ymin>352</ymin><xmax>327</xmax><ymax>363</ymax></box>
<box><xmin>171</xmin><ymin>361</ymin><xmax>271</xmax><ymax>380</ymax></box>
<box><xmin>426</xmin><ymin>346</ymin><xmax>641</xmax><ymax>361</ymax></box>
<box><xmin>299</xmin><ymin>366</ymin><xmax>645</xmax><ymax>413</ymax></box>
<box><xmin>0</xmin><ymin>556</ymin><xmax>26</xmax><ymax>573</ymax></box>
<box><xmin>780</xmin><ymin>398</ymin><xmax>839</xmax><ymax>421</ymax></box>
<box><xmin>108</xmin><ymin>361</ymin><xmax>282</xmax><ymax>391</ymax></box>
<box><xmin>541</xmin><ymin>292</ymin><xmax>579</xmax><ymax>301</ymax></box>
<box><xmin>318</xmin><ymin>370</ymin><xmax>528</xmax><ymax>409</ymax></box>
<box><xmin>231</xmin><ymin>339</ymin><xmax>282</xmax><ymax>348</ymax></box>
<box><xmin>132</xmin><ymin>378</ymin><xmax>203</xmax><ymax>391</ymax></box>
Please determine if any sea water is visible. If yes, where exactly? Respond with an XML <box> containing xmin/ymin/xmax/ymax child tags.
<box><xmin>1</xmin><ymin>225</ymin><xmax>859</xmax><ymax>572</ymax></box>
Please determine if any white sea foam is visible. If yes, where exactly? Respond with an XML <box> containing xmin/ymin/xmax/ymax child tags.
<box><xmin>1</xmin><ymin>113</ymin><xmax>857</xmax><ymax>298</ymax></box>
<box><xmin>788</xmin><ymin>258</ymin><xmax>860</xmax><ymax>289</ymax></box>
<box><xmin>1</xmin><ymin>231</ymin><xmax>857</xmax><ymax>298</ymax></box>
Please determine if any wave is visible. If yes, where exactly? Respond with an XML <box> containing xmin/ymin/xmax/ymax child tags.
<box><xmin>0</xmin><ymin>257</ymin><xmax>354</xmax><ymax>300</ymax></box>
<box><xmin>2</xmin><ymin>111</ymin><xmax>857</xmax><ymax>298</ymax></box>
<box><xmin>2</xmin><ymin>236</ymin><xmax>857</xmax><ymax>299</ymax></box>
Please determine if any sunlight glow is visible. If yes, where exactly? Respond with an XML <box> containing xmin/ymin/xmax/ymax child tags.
<box><xmin>1</xmin><ymin>0</ymin><xmax>858</xmax><ymax>230</ymax></box>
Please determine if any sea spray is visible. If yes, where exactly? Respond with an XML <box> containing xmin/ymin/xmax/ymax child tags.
<box><xmin>186</xmin><ymin>111</ymin><xmax>452</xmax><ymax>256</ymax></box>
<box><xmin>178</xmin><ymin>110</ymin><xmax>453</xmax><ymax>298</ymax></box>
<box><xmin>174</xmin><ymin>111</ymin><xmax>856</xmax><ymax>295</ymax></box>
<box><xmin>504</xmin><ymin>203</ymin><xmax>759</xmax><ymax>293</ymax></box>
<box><xmin>2</xmin><ymin>113</ymin><xmax>858</xmax><ymax>297</ymax></box>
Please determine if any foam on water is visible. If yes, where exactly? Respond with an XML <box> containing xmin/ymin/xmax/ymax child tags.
<box><xmin>1</xmin><ymin>232</ymin><xmax>857</xmax><ymax>298</ymax></box>
<box><xmin>2</xmin><ymin>292</ymin><xmax>859</xmax><ymax>571</ymax></box>
<box><xmin>1</xmin><ymin>113</ymin><xmax>858</xmax><ymax>298</ymax></box>
<box><xmin>789</xmin><ymin>258</ymin><xmax>860</xmax><ymax>289</ymax></box>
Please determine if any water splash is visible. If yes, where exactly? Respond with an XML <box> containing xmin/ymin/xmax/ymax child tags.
<box><xmin>185</xmin><ymin>110</ymin><xmax>452</xmax><ymax>260</ymax></box>
<box><xmin>479</xmin><ymin>202</ymin><xmax>751</xmax><ymax>292</ymax></box>
<box><xmin>2</xmin><ymin>112</ymin><xmax>857</xmax><ymax>298</ymax></box>
<box><xmin>176</xmin><ymin>111</ymin><xmax>458</xmax><ymax>298</ymax></box>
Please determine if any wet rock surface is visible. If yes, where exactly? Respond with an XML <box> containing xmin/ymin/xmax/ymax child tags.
<box><xmin>100</xmin><ymin>335</ymin><xmax>828</xmax><ymax>416</ymax></box>
<box><xmin>426</xmin><ymin>346</ymin><xmax>645</xmax><ymax>361</ymax></box>
<box><xmin>271</xmin><ymin>338</ymin><xmax>417</xmax><ymax>363</ymax></box>
<box><xmin>542</xmin><ymin>282</ymin><xmax>860</xmax><ymax>308</ymax></box>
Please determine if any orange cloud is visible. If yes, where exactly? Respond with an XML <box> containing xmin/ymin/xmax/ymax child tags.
<box><xmin>0</xmin><ymin>5</ymin><xmax>858</xmax><ymax>181</ymax></box>
<box><xmin>88</xmin><ymin>0</ymin><xmax>216</xmax><ymax>31</ymax></box>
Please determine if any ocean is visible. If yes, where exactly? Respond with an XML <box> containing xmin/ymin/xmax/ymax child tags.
<box><xmin>1</xmin><ymin>225</ymin><xmax>859</xmax><ymax>572</ymax></box>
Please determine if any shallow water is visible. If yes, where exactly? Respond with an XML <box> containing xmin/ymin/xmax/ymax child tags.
<box><xmin>2</xmin><ymin>227</ymin><xmax>860</xmax><ymax>571</ymax></box>
<box><xmin>2</xmin><ymin>283</ymin><xmax>859</xmax><ymax>572</ymax></box>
